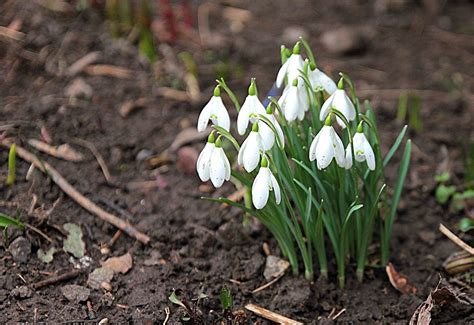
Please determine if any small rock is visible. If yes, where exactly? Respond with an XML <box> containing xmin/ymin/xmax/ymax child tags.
<box><xmin>63</xmin><ymin>223</ymin><xmax>85</xmax><ymax>258</ymax></box>
<box><xmin>8</xmin><ymin>236</ymin><xmax>31</xmax><ymax>264</ymax></box>
<box><xmin>99</xmin><ymin>318</ymin><xmax>109</xmax><ymax>324</ymax></box>
<box><xmin>87</xmin><ymin>267</ymin><xmax>114</xmax><ymax>289</ymax></box>
<box><xmin>282</xmin><ymin>26</ymin><xmax>309</xmax><ymax>45</ymax></box>
<box><xmin>321</xmin><ymin>26</ymin><xmax>376</xmax><ymax>55</ymax></box>
<box><xmin>37</xmin><ymin>247</ymin><xmax>57</xmax><ymax>263</ymax></box>
<box><xmin>100</xmin><ymin>282</ymin><xmax>112</xmax><ymax>292</ymax></box>
<box><xmin>263</xmin><ymin>255</ymin><xmax>290</xmax><ymax>281</ymax></box>
<box><xmin>65</xmin><ymin>78</ymin><xmax>93</xmax><ymax>99</ymax></box>
<box><xmin>11</xmin><ymin>286</ymin><xmax>33</xmax><ymax>299</ymax></box>
<box><xmin>176</xmin><ymin>146</ymin><xmax>199</xmax><ymax>175</ymax></box>
<box><xmin>60</xmin><ymin>284</ymin><xmax>90</xmax><ymax>303</ymax></box>
<box><xmin>102</xmin><ymin>252</ymin><xmax>133</xmax><ymax>274</ymax></box>
<box><xmin>136</xmin><ymin>149</ymin><xmax>153</xmax><ymax>161</ymax></box>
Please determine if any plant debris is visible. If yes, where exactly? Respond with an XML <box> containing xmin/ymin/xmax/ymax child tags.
<box><xmin>63</xmin><ymin>223</ymin><xmax>86</xmax><ymax>258</ymax></box>
<box><xmin>101</xmin><ymin>252</ymin><xmax>133</xmax><ymax>274</ymax></box>
<box><xmin>386</xmin><ymin>262</ymin><xmax>417</xmax><ymax>294</ymax></box>
<box><xmin>37</xmin><ymin>247</ymin><xmax>57</xmax><ymax>264</ymax></box>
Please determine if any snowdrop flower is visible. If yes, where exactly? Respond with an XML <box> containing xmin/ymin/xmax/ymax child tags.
<box><xmin>278</xmin><ymin>79</ymin><xmax>309</xmax><ymax>122</ymax></box>
<box><xmin>196</xmin><ymin>132</ymin><xmax>215</xmax><ymax>182</ymax></box>
<box><xmin>320</xmin><ymin>79</ymin><xmax>356</xmax><ymax>128</ymax></box>
<box><xmin>309</xmin><ymin>114</ymin><xmax>345</xmax><ymax>169</ymax></box>
<box><xmin>344</xmin><ymin>125</ymin><xmax>375</xmax><ymax>170</ymax></box>
<box><xmin>259</xmin><ymin>105</ymin><xmax>285</xmax><ymax>150</ymax></box>
<box><xmin>237</xmin><ymin>79</ymin><xmax>266</xmax><ymax>135</ymax></box>
<box><xmin>276</xmin><ymin>42</ymin><xmax>304</xmax><ymax>88</ymax></box>
<box><xmin>197</xmin><ymin>86</ymin><xmax>230</xmax><ymax>132</ymax></box>
<box><xmin>238</xmin><ymin>123</ymin><xmax>263</xmax><ymax>173</ymax></box>
<box><xmin>209</xmin><ymin>137</ymin><xmax>231</xmax><ymax>188</ymax></box>
<box><xmin>308</xmin><ymin>62</ymin><xmax>337</xmax><ymax>95</ymax></box>
<box><xmin>252</xmin><ymin>157</ymin><xmax>281</xmax><ymax>209</ymax></box>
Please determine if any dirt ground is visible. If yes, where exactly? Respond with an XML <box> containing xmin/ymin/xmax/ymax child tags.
<box><xmin>1</xmin><ymin>0</ymin><xmax>473</xmax><ymax>323</ymax></box>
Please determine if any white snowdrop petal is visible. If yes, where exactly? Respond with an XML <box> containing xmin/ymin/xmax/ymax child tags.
<box><xmin>237</xmin><ymin>99</ymin><xmax>252</xmax><ymax>135</ymax></box>
<box><xmin>320</xmin><ymin>92</ymin><xmax>335</xmax><ymax>121</ymax></box>
<box><xmin>196</xmin><ymin>142</ymin><xmax>214</xmax><ymax>181</ymax></box>
<box><xmin>276</xmin><ymin>60</ymin><xmax>290</xmax><ymax>88</ymax></box>
<box><xmin>210</xmin><ymin>148</ymin><xmax>227</xmax><ymax>188</ymax></box>
<box><xmin>243</xmin><ymin>133</ymin><xmax>261</xmax><ymax>173</ymax></box>
<box><xmin>364</xmin><ymin>138</ymin><xmax>376</xmax><ymax>171</ymax></box>
<box><xmin>259</xmin><ymin>121</ymin><xmax>275</xmax><ymax>151</ymax></box>
<box><xmin>213</xmin><ymin>98</ymin><xmax>231</xmax><ymax>131</ymax></box>
<box><xmin>284</xmin><ymin>87</ymin><xmax>300</xmax><ymax>122</ymax></box>
<box><xmin>331</xmin><ymin>128</ymin><xmax>346</xmax><ymax>167</ymax></box>
<box><xmin>223</xmin><ymin>149</ymin><xmax>232</xmax><ymax>180</ymax></box>
<box><xmin>252</xmin><ymin>168</ymin><xmax>270</xmax><ymax>209</ymax></box>
<box><xmin>309</xmin><ymin>130</ymin><xmax>322</xmax><ymax>161</ymax></box>
<box><xmin>317</xmin><ymin>69</ymin><xmax>337</xmax><ymax>94</ymax></box>
<box><xmin>315</xmin><ymin>127</ymin><xmax>334</xmax><ymax>169</ymax></box>
<box><xmin>344</xmin><ymin>144</ymin><xmax>353</xmax><ymax>169</ymax></box>
<box><xmin>273</xmin><ymin>117</ymin><xmax>285</xmax><ymax>148</ymax></box>
<box><xmin>287</xmin><ymin>55</ymin><xmax>304</xmax><ymax>82</ymax></box>
<box><xmin>237</xmin><ymin>138</ymin><xmax>248</xmax><ymax>166</ymax></box>
<box><xmin>270</xmin><ymin>173</ymin><xmax>281</xmax><ymax>205</ymax></box>
<box><xmin>353</xmin><ymin>133</ymin><xmax>366</xmax><ymax>162</ymax></box>
<box><xmin>197</xmin><ymin>98</ymin><xmax>214</xmax><ymax>132</ymax></box>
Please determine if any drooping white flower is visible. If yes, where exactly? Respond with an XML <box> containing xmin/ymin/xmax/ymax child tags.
<box><xmin>258</xmin><ymin>107</ymin><xmax>285</xmax><ymax>150</ymax></box>
<box><xmin>319</xmin><ymin>79</ymin><xmax>355</xmax><ymax>128</ymax></box>
<box><xmin>309</xmin><ymin>116</ymin><xmax>345</xmax><ymax>169</ymax></box>
<box><xmin>197</xmin><ymin>86</ymin><xmax>230</xmax><ymax>132</ymax></box>
<box><xmin>238</xmin><ymin>123</ymin><xmax>263</xmax><ymax>173</ymax></box>
<box><xmin>252</xmin><ymin>157</ymin><xmax>281</xmax><ymax>209</ymax></box>
<box><xmin>209</xmin><ymin>138</ymin><xmax>231</xmax><ymax>188</ymax></box>
<box><xmin>196</xmin><ymin>133</ymin><xmax>215</xmax><ymax>182</ymax></box>
<box><xmin>308</xmin><ymin>63</ymin><xmax>337</xmax><ymax>95</ymax></box>
<box><xmin>278</xmin><ymin>79</ymin><xmax>309</xmax><ymax>122</ymax></box>
<box><xmin>344</xmin><ymin>131</ymin><xmax>376</xmax><ymax>170</ymax></box>
<box><xmin>237</xmin><ymin>79</ymin><xmax>266</xmax><ymax>135</ymax></box>
<box><xmin>276</xmin><ymin>42</ymin><xmax>304</xmax><ymax>88</ymax></box>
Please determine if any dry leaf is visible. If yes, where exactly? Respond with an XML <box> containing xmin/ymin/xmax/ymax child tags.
<box><xmin>102</xmin><ymin>252</ymin><xmax>133</xmax><ymax>274</ymax></box>
<box><xmin>386</xmin><ymin>262</ymin><xmax>417</xmax><ymax>294</ymax></box>
<box><xmin>410</xmin><ymin>283</ymin><xmax>459</xmax><ymax>325</ymax></box>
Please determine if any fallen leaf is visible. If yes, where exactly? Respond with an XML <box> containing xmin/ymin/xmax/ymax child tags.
<box><xmin>37</xmin><ymin>247</ymin><xmax>57</xmax><ymax>263</ymax></box>
<box><xmin>63</xmin><ymin>223</ymin><xmax>85</xmax><ymax>258</ymax></box>
<box><xmin>410</xmin><ymin>282</ymin><xmax>459</xmax><ymax>325</ymax></box>
<box><xmin>102</xmin><ymin>252</ymin><xmax>133</xmax><ymax>274</ymax></box>
<box><xmin>386</xmin><ymin>263</ymin><xmax>417</xmax><ymax>294</ymax></box>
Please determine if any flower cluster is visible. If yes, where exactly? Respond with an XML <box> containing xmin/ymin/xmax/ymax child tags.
<box><xmin>195</xmin><ymin>39</ymin><xmax>411</xmax><ymax>286</ymax></box>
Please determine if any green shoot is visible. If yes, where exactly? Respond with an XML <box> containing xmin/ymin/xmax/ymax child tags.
<box><xmin>7</xmin><ymin>143</ymin><xmax>16</xmax><ymax>186</ymax></box>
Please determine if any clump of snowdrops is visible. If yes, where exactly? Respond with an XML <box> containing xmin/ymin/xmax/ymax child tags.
<box><xmin>195</xmin><ymin>38</ymin><xmax>411</xmax><ymax>287</ymax></box>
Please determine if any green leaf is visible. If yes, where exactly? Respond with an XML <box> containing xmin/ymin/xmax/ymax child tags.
<box><xmin>168</xmin><ymin>292</ymin><xmax>187</xmax><ymax>309</ymax></box>
<box><xmin>212</xmin><ymin>125</ymin><xmax>240</xmax><ymax>151</ymax></box>
<box><xmin>435</xmin><ymin>184</ymin><xmax>456</xmax><ymax>205</ymax></box>
<box><xmin>219</xmin><ymin>286</ymin><xmax>233</xmax><ymax>310</ymax></box>
<box><xmin>458</xmin><ymin>218</ymin><xmax>474</xmax><ymax>232</ymax></box>
<box><xmin>452</xmin><ymin>190</ymin><xmax>474</xmax><ymax>211</ymax></box>
<box><xmin>0</xmin><ymin>212</ymin><xmax>24</xmax><ymax>229</ymax></box>
<box><xmin>435</xmin><ymin>172</ymin><xmax>451</xmax><ymax>183</ymax></box>
<box><xmin>383</xmin><ymin>125</ymin><xmax>407</xmax><ymax>167</ymax></box>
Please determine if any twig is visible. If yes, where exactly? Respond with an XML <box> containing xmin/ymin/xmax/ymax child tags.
<box><xmin>252</xmin><ymin>273</ymin><xmax>285</xmax><ymax>294</ymax></box>
<box><xmin>25</xmin><ymin>223</ymin><xmax>54</xmax><ymax>243</ymax></box>
<box><xmin>439</xmin><ymin>224</ymin><xmax>474</xmax><ymax>255</ymax></box>
<box><xmin>332</xmin><ymin>308</ymin><xmax>346</xmax><ymax>320</ymax></box>
<box><xmin>28</xmin><ymin>139</ymin><xmax>84</xmax><ymax>162</ymax></box>
<box><xmin>244</xmin><ymin>304</ymin><xmax>303</xmax><ymax>325</ymax></box>
<box><xmin>84</xmin><ymin>65</ymin><xmax>132</xmax><ymax>79</ymax></box>
<box><xmin>66</xmin><ymin>51</ymin><xmax>101</xmax><ymax>77</ymax></box>
<box><xmin>0</xmin><ymin>141</ymin><xmax>150</xmax><ymax>244</ymax></box>
<box><xmin>32</xmin><ymin>269</ymin><xmax>82</xmax><ymax>289</ymax></box>
<box><xmin>0</xmin><ymin>26</ymin><xmax>25</xmax><ymax>41</ymax></box>
<box><xmin>70</xmin><ymin>138</ymin><xmax>113</xmax><ymax>184</ymax></box>
<box><xmin>163</xmin><ymin>307</ymin><xmax>171</xmax><ymax>325</ymax></box>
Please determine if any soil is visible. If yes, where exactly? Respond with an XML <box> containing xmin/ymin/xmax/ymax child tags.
<box><xmin>1</xmin><ymin>0</ymin><xmax>474</xmax><ymax>323</ymax></box>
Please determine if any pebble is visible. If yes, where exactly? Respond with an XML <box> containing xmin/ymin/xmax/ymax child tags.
<box><xmin>11</xmin><ymin>286</ymin><xmax>33</xmax><ymax>299</ymax></box>
<box><xmin>60</xmin><ymin>284</ymin><xmax>90</xmax><ymax>303</ymax></box>
<box><xmin>321</xmin><ymin>26</ymin><xmax>375</xmax><ymax>55</ymax></box>
<box><xmin>8</xmin><ymin>236</ymin><xmax>31</xmax><ymax>264</ymax></box>
<box><xmin>87</xmin><ymin>267</ymin><xmax>114</xmax><ymax>289</ymax></box>
<box><xmin>263</xmin><ymin>255</ymin><xmax>290</xmax><ymax>281</ymax></box>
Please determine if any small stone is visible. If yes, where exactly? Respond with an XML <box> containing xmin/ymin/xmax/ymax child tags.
<box><xmin>8</xmin><ymin>236</ymin><xmax>31</xmax><ymax>264</ymax></box>
<box><xmin>176</xmin><ymin>146</ymin><xmax>199</xmax><ymax>175</ymax></box>
<box><xmin>100</xmin><ymin>282</ymin><xmax>112</xmax><ymax>292</ymax></box>
<box><xmin>321</xmin><ymin>26</ymin><xmax>375</xmax><ymax>55</ymax></box>
<box><xmin>263</xmin><ymin>255</ymin><xmax>290</xmax><ymax>281</ymax></box>
<box><xmin>60</xmin><ymin>284</ymin><xmax>90</xmax><ymax>303</ymax></box>
<box><xmin>136</xmin><ymin>149</ymin><xmax>153</xmax><ymax>161</ymax></box>
<box><xmin>87</xmin><ymin>267</ymin><xmax>114</xmax><ymax>289</ymax></box>
<box><xmin>63</xmin><ymin>223</ymin><xmax>85</xmax><ymax>258</ymax></box>
<box><xmin>11</xmin><ymin>286</ymin><xmax>33</xmax><ymax>299</ymax></box>
<box><xmin>99</xmin><ymin>318</ymin><xmax>109</xmax><ymax>324</ymax></box>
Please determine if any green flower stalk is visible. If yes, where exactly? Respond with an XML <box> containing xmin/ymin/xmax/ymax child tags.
<box><xmin>7</xmin><ymin>143</ymin><xmax>16</xmax><ymax>186</ymax></box>
<box><xmin>195</xmin><ymin>39</ymin><xmax>411</xmax><ymax>286</ymax></box>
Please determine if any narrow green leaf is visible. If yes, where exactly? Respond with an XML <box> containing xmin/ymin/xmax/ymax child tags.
<box><xmin>219</xmin><ymin>286</ymin><xmax>233</xmax><ymax>310</ymax></box>
<box><xmin>168</xmin><ymin>292</ymin><xmax>187</xmax><ymax>309</ymax></box>
<box><xmin>383</xmin><ymin>125</ymin><xmax>407</xmax><ymax>167</ymax></box>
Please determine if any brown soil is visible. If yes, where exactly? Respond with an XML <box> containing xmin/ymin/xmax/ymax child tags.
<box><xmin>1</xmin><ymin>0</ymin><xmax>473</xmax><ymax>323</ymax></box>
